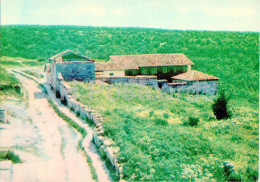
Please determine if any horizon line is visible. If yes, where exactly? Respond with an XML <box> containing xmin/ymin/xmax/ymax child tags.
<box><xmin>2</xmin><ymin>24</ymin><xmax>259</xmax><ymax>33</ymax></box>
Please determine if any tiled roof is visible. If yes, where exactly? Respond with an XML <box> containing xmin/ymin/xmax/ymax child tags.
<box><xmin>95</xmin><ymin>53</ymin><xmax>194</xmax><ymax>71</ymax></box>
<box><xmin>49</xmin><ymin>50</ymin><xmax>90</xmax><ymax>62</ymax></box>
<box><xmin>171</xmin><ymin>70</ymin><xmax>219</xmax><ymax>81</ymax></box>
<box><xmin>95</xmin><ymin>61</ymin><xmax>139</xmax><ymax>71</ymax></box>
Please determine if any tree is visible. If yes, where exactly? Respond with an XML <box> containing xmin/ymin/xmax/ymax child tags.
<box><xmin>212</xmin><ymin>92</ymin><xmax>231</xmax><ymax>120</ymax></box>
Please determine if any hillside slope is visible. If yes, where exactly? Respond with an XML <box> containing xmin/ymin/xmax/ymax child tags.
<box><xmin>1</xmin><ymin>25</ymin><xmax>258</xmax><ymax>107</ymax></box>
<box><xmin>69</xmin><ymin>82</ymin><xmax>259</xmax><ymax>181</ymax></box>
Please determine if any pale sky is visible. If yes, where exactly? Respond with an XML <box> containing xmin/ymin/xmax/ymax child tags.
<box><xmin>1</xmin><ymin>0</ymin><xmax>259</xmax><ymax>31</ymax></box>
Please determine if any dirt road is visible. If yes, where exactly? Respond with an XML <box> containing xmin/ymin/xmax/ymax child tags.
<box><xmin>0</xmin><ymin>73</ymin><xmax>93</xmax><ymax>181</ymax></box>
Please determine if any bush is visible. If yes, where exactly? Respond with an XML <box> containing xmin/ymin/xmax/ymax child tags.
<box><xmin>212</xmin><ymin>92</ymin><xmax>231</xmax><ymax>120</ymax></box>
<box><xmin>0</xmin><ymin>150</ymin><xmax>22</xmax><ymax>163</ymax></box>
<box><xmin>184</xmin><ymin>117</ymin><xmax>200</xmax><ymax>127</ymax></box>
<box><xmin>154</xmin><ymin>118</ymin><xmax>168</xmax><ymax>126</ymax></box>
<box><xmin>189</xmin><ymin>117</ymin><xmax>200</xmax><ymax>126</ymax></box>
<box><xmin>37</xmin><ymin>57</ymin><xmax>46</xmax><ymax>62</ymax></box>
<box><xmin>163</xmin><ymin>112</ymin><xmax>169</xmax><ymax>119</ymax></box>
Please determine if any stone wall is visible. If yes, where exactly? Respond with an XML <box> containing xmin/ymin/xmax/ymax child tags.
<box><xmin>162</xmin><ymin>81</ymin><xmax>218</xmax><ymax>95</ymax></box>
<box><xmin>96</xmin><ymin>75</ymin><xmax>158</xmax><ymax>89</ymax></box>
<box><xmin>56</xmin><ymin>61</ymin><xmax>95</xmax><ymax>82</ymax></box>
<box><xmin>54</xmin><ymin>74</ymin><xmax>123</xmax><ymax>179</ymax></box>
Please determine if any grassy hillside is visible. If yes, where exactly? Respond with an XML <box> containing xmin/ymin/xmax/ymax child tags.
<box><xmin>1</xmin><ymin>25</ymin><xmax>258</xmax><ymax>107</ymax></box>
<box><xmin>69</xmin><ymin>82</ymin><xmax>258</xmax><ymax>181</ymax></box>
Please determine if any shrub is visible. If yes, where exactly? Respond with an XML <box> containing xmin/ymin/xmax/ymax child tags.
<box><xmin>184</xmin><ymin>117</ymin><xmax>200</xmax><ymax>127</ymax></box>
<box><xmin>212</xmin><ymin>92</ymin><xmax>231</xmax><ymax>120</ymax></box>
<box><xmin>163</xmin><ymin>112</ymin><xmax>169</xmax><ymax>119</ymax></box>
<box><xmin>149</xmin><ymin>111</ymin><xmax>154</xmax><ymax>117</ymax></box>
<box><xmin>37</xmin><ymin>57</ymin><xmax>46</xmax><ymax>62</ymax></box>
<box><xmin>70</xmin><ymin>107</ymin><xmax>74</xmax><ymax>112</ymax></box>
<box><xmin>0</xmin><ymin>150</ymin><xmax>22</xmax><ymax>163</ymax></box>
<box><xmin>246</xmin><ymin>166</ymin><xmax>258</xmax><ymax>181</ymax></box>
<box><xmin>154</xmin><ymin>118</ymin><xmax>168</xmax><ymax>126</ymax></box>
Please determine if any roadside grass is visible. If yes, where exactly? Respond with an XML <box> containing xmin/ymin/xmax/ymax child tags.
<box><xmin>0</xmin><ymin>150</ymin><xmax>22</xmax><ymax>163</ymax></box>
<box><xmin>48</xmin><ymin>99</ymin><xmax>98</xmax><ymax>181</ymax></box>
<box><xmin>22</xmin><ymin>70</ymin><xmax>44</xmax><ymax>79</ymax></box>
<box><xmin>94</xmin><ymin>145</ymin><xmax>120</xmax><ymax>181</ymax></box>
<box><xmin>48</xmin><ymin>99</ymin><xmax>87</xmax><ymax>136</ymax></box>
<box><xmin>0</xmin><ymin>66</ymin><xmax>22</xmax><ymax>97</ymax></box>
<box><xmin>77</xmin><ymin>139</ymin><xmax>99</xmax><ymax>182</ymax></box>
<box><xmin>0</xmin><ymin>56</ymin><xmax>47</xmax><ymax>67</ymax></box>
<box><xmin>69</xmin><ymin>82</ymin><xmax>259</xmax><ymax>181</ymax></box>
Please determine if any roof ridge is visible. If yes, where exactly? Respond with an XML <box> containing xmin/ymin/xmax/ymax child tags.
<box><xmin>171</xmin><ymin>70</ymin><xmax>219</xmax><ymax>81</ymax></box>
<box><xmin>110</xmin><ymin>53</ymin><xmax>185</xmax><ymax>57</ymax></box>
<box><xmin>49</xmin><ymin>50</ymin><xmax>90</xmax><ymax>62</ymax></box>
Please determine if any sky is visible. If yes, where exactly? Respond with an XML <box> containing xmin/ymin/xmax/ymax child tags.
<box><xmin>1</xmin><ymin>0</ymin><xmax>259</xmax><ymax>32</ymax></box>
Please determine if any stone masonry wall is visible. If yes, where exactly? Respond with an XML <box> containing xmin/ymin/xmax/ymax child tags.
<box><xmin>162</xmin><ymin>81</ymin><xmax>218</xmax><ymax>95</ymax></box>
<box><xmin>56</xmin><ymin>62</ymin><xmax>95</xmax><ymax>82</ymax></box>
<box><xmin>96</xmin><ymin>76</ymin><xmax>158</xmax><ymax>89</ymax></box>
<box><xmin>48</xmin><ymin>61</ymin><xmax>95</xmax><ymax>94</ymax></box>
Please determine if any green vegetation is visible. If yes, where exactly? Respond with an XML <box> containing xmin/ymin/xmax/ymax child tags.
<box><xmin>77</xmin><ymin>139</ymin><xmax>99</xmax><ymax>182</ymax></box>
<box><xmin>183</xmin><ymin>117</ymin><xmax>200</xmax><ymax>127</ymax></box>
<box><xmin>0</xmin><ymin>150</ymin><xmax>22</xmax><ymax>163</ymax></box>
<box><xmin>212</xmin><ymin>92</ymin><xmax>232</xmax><ymax>120</ymax></box>
<box><xmin>22</xmin><ymin>70</ymin><xmax>44</xmax><ymax>79</ymax></box>
<box><xmin>69</xmin><ymin>82</ymin><xmax>258</xmax><ymax>181</ymax></box>
<box><xmin>1</xmin><ymin>25</ymin><xmax>258</xmax><ymax>107</ymax></box>
<box><xmin>0</xmin><ymin>56</ymin><xmax>47</xmax><ymax>67</ymax></box>
<box><xmin>0</xmin><ymin>66</ymin><xmax>21</xmax><ymax>96</ymax></box>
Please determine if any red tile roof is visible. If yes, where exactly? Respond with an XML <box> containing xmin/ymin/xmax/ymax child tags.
<box><xmin>95</xmin><ymin>53</ymin><xmax>194</xmax><ymax>71</ymax></box>
<box><xmin>171</xmin><ymin>70</ymin><xmax>219</xmax><ymax>81</ymax></box>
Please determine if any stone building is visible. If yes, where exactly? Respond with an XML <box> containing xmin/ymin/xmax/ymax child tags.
<box><xmin>45</xmin><ymin>50</ymin><xmax>95</xmax><ymax>93</ymax></box>
<box><xmin>95</xmin><ymin>53</ymin><xmax>195</xmax><ymax>81</ymax></box>
<box><xmin>95</xmin><ymin>53</ymin><xmax>219</xmax><ymax>94</ymax></box>
<box><xmin>163</xmin><ymin>70</ymin><xmax>219</xmax><ymax>95</ymax></box>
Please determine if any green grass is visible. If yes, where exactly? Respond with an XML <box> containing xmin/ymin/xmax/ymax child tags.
<box><xmin>69</xmin><ymin>82</ymin><xmax>258</xmax><ymax>181</ymax></box>
<box><xmin>77</xmin><ymin>139</ymin><xmax>99</xmax><ymax>182</ymax></box>
<box><xmin>0</xmin><ymin>56</ymin><xmax>47</xmax><ymax>67</ymax></box>
<box><xmin>0</xmin><ymin>150</ymin><xmax>22</xmax><ymax>163</ymax></box>
<box><xmin>22</xmin><ymin>70</ymin><xmax>44</xmax><ymax>79</ymax></box>
<box><xmin>0</xmin><ymin>66</ymin><xmax>21</xmax><ymax>97</ymax></box>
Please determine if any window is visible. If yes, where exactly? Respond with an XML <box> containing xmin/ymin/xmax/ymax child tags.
<box><xmin>109</xmin><ymin>73</ymin><xmax>114</xmax><ymax>76</ymax></box>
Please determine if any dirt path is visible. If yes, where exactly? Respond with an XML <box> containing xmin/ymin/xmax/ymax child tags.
<box><xmin>1</xmin><ymin>73</ymin><xmax>93</xmax><ymax>181</ymax></box>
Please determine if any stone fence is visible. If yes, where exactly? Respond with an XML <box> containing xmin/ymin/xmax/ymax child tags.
<box><xmin>162</xmin><ymin>81</ymin><xmax>218</xmax><ymax>95</ymax></box>
<box><xmin>56</xmin><ymin>72</ymin><xmax>123</xmax><ymax>179</ymax></box>
<box><xmin>96</xmin><ymin>75</ymin><xmax>158</xmax><ymax>89</ymax></box>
